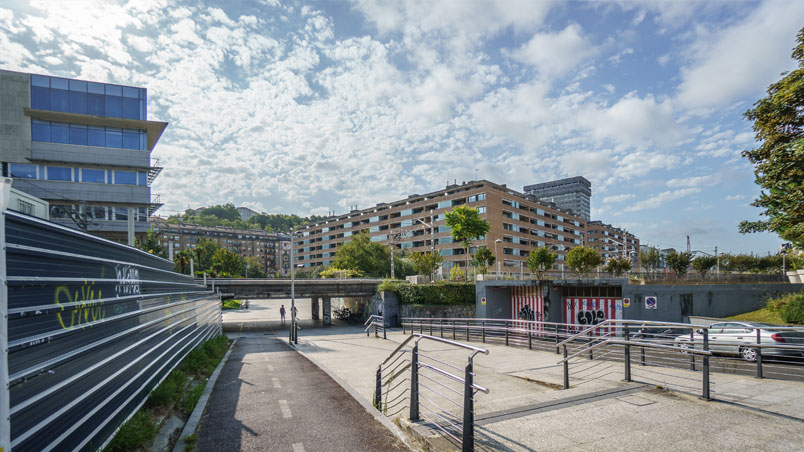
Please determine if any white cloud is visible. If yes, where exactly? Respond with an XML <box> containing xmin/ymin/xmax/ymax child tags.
<box><xmin>578</xmin><ymin>93</ymin><xmax>683</xmax><ymax>147</ymax></box>
<box><xmin>506</xmin><ymin>24</ymin><xmax>596</xmax><ymax>79</ymax></box>
<box><xmin>603</xmin><ymin>194</ymin><xmax>636</xmax><ymax>203</ymax></box>
<box><xmin>676</xmin><ymin>0</ymin><xmax>804</xmax><ymax>110</ymax></box>
<box><xmin>726</xmin><ymin>194</ymin><xmax>746</xmax><ymax>201</ymax></box>
<box><xmin>624</xmin><ymin>188</ymin><xmax>701</xmax><ymax>212</ymax></box>
<box><xmin>666</xmin><ymin>174</ymin><xmax>719</xmax><ymax>188</ymax></box>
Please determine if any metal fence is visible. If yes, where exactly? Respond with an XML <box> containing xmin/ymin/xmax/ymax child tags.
<box><xmin>365</xmin><ymin>314</ymin><xmax>386</xmax><ymax>339</ymax></box>
<box><xmin>374</xmin><ymin>333</ymin><xmax>488</xmax><ymax>452</ymax></box>
<box><xmin>1</xmin><ymin>210</ymin><xmax>220</xmax><ymax>452</ymax></box>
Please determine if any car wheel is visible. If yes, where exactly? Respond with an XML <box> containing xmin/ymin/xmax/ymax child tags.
<box><xmin>740</xmin><ymin>346</ymin><xmax>757</xmax><ymax>362</ymax></box>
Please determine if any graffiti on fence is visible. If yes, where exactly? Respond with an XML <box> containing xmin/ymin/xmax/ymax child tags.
<box><xmin>55</xmin><ymin>280</ymin><xmax>106</xmax><ymax>330</ymax></box>
<box><xmin>115</xmin><ymin>264</ymin><xmax>141</xmax><ymax>298</ymax></box>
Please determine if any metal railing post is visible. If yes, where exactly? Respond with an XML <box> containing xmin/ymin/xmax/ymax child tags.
<box><xmin>420</xmin><ymin>320</ymin><xmax>423</xmax><ymax>334</ymax></box>
<box><xmin>505</xmin><ymin>321</ymin><xmax>509</xmax><ymax>346</ymax></box>
<box><xmin>689</xmin><ymin>331</ymin><xmax>696</xmax><ymax>371</ymax></box>
<box><xmin>588</xmin><ymin>331</ymin><xmax>593</xmax><ymax>360</ymax></box>
<box><xmin>410</xmin><ymin>344</ymin><xmax>420</xmax><ymax>421</ymax></box>
<box><xmin>528</xmin><ymin>325</ymin><xmax>533</xmax><ymax>350</ymax></box>
<box><xmin>383</xmin><ymin>321</ymin><xmax>387</xmax><ymax>340</ymax></box>
<box><xmin>702</xmin><ymin>328</ymin><xmax>711</xmax><ymax>401</ymax></box>
<box><xmin>440</xmin><ymin>319</ymin><xmax>444</xmax><ymax>338</ymax></box>
<box><xmin>482</xmin><ymin>321</ymin><xmax>486</xmax><ymax>343</ymax></box>
<box><xmin>756</xmin><ymin>328</ymin><xmax>763</xmax><ymax>379</ymax></box>
<box><xmin>0</xmin><ymin>206</ymin><xmax>10</xmax><ymax>452</ymax></box>
<box><xmin>563</xmin><ymin>344</ymin><xmax>570</xmax><ymax>389</ymax></box>
<box><xmin>452</xmin><ymin>320</ymin><xmax>456</xmax><ymax>340</ymax></box>
<box><xmin>429</xmin><ymin>319</ymin><xmax>433</xmax><ymax>336</ymax></box>
<box><xmin>462</xmin><ymin>359</ymin><xmax>475</xmax><ymax>452</ymax></box>
<box><xmin>641</xmin><ymin>345</ymin><xmax>645</xmax><ymax>366</ymax></box>
<box><xmin>374</xmin><ymin>366</ymin><xmax>382</xmax><ymax>410</ymax></box>
<box><xmin>624</xmin><ymin>325</ymin><xmax>631</xmax><ymax>382</ymax></box>
<box><xmin>466</xmin><ymin>320</ymin><xmax>469</xmax><ymax>341</ymax></box>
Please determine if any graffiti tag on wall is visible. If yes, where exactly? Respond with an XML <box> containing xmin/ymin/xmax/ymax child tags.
<box><xmin>115</xmin><ymin>264</ymin><xmax>141</xmax><ymax>297</ymax></box>
<box><xmin>55</xmin><ymin>280</ymin><xmax>105</xmax><ymax>330</ymax></box>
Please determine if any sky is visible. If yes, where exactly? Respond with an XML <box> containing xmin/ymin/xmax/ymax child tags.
<box><xmin>1</xmin><ymin>0</ymin><xmax>801</xmax><ymax>255</ymax></box>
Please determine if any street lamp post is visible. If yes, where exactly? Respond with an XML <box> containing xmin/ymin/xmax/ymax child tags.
<box><xmin>495</xmin><ymin>239</ymin><xmax>502</xmax><ymax>280</ymax></box>
<box><xmin>290</xmin><ymin>233</ymin><xmax>299</xmax><ymax>344</ymax></box>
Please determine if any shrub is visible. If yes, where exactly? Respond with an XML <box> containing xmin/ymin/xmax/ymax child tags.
<box><xmin>378</xmin><ymin>281</ymin><xmax>475</xmax><ymax>306</ymax></box>
<box><xmin>146</xmin><ymin>370</ymin><xmax>187</xmax><ymax>410</ymax></box>
<box><xmin>449</xmin><ymin>266</ymin><xmax>465</xmax><ymax>281</ymax></box>
<box><xmin>781</xmin><ymin>295</ymin><xmax>804</xmax><ymax>324</ymax></box>
<box><xmin>104</xmin><ymin>411</ymin><xmax>157</xmax><ymax>452</ymax></box>
<box><xmin>221</xmin><ymin>299</ymin><xmax>242</xmax><ymax>310</ymax></box>
<box><xmin>766</xmin><ymin>292</ymin><xmax>803</xmax><ymax>312</ymax></box>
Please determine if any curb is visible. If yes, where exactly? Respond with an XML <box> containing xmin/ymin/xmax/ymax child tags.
<box><xmin>285</xmin><ymin>337</ymin><xmax>421</xmax><ymax>451</ymax></box>
<box><xmin>172</xmin><ymin>337</ymin><xmax>238</xmax><ymax>452</ymax></box>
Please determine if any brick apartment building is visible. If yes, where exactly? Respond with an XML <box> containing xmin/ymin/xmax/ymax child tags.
<box><xmin>586</xmin><ymin>220</ymin><xmax>640</xmax><ymax>265</ymax></box>
<box><xmin>150</xmin><ymin>217</ymin><xmax>290</xmax><ymax>276</ymax></box>
<box><xmin>293</xmin><ymin>180</ymin><xmax>589</xmax><ymax>274</ymax></box>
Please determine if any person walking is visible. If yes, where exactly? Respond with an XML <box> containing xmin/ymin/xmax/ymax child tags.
<box><xmin>280</xmin><ymin>304</ymin><xmax>286</xmax><ymax>324</ymax></box>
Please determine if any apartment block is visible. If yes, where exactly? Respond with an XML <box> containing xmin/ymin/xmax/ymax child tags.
<box><xmin>586</xmin><ymin>220</ymin><xmax>640</xmax><ymax>265</ymax></box>
<box><xmin>150</xmin><ymin>217</ymin><xmax>290</xmax><ymax>276</ymax></box>
<box><xmin>0</xmin><ymin>69</ymin><xmax>165</xmax><ymax>241</ymax></box>
<box><xmin>293</xmin><ymin>180</ymin><xmax>586</xmax><ymax>273</ymax></box>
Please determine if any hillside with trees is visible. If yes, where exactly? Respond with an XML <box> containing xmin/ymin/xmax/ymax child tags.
<box><xmin>166</xmin><ymin>203</ymin><xmax>325</xmax><ymax>232</ymax></box>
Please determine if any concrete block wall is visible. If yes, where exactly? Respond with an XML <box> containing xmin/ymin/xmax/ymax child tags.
<box><xmin>0</xmin><ymin>70</ymin><xmax>32</xmax><ymax>163</ymax></box>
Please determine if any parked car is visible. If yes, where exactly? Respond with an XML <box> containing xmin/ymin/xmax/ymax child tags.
<box><xmin>673</xmin><ymin>322</ymin><xmax>804</xmax><ymax>362</ymax></box>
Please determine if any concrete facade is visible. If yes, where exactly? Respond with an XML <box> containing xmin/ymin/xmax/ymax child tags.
<box><xmin>0</xmin><ymin>71</ymin><xmax>32</xmax><ymax>163</ymax></box>
<box><xmin>477</xmin><ymin>279</ymin><xmax>804</xmax><ymax>324</ymax></box>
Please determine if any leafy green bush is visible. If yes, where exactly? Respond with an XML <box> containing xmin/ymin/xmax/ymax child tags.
<box><xmin>183</xmin><ymin>380</ymin><xmax>207</xmax><ymax>414</ymax></box>
<box><xmin>104</xmin><ymin>411</ymin><xmax>157</xmax><ymax>452</ymax></box>
<box><xmin>781</xmin><ymin>295</ymin><xmax>804</xmax><ymax>324</ymax></box>
<box><xmin>221</xmin><ymin>299</ymin><xmax>242</xmax><ymax>310</ymax></box>
<box><xmin>378</xmin><ymin>281</ymin><xmax>475</xmax><ymax>305</ymax></box>
<box><xmin>766</xmin><ymin>292</ymin><xmax>803</xmax><ymax>312</ymax></box>
<box><xmin>146</xmin><ymin>370</ymin><xmax>187</xmax><ymax>410</ymax></box>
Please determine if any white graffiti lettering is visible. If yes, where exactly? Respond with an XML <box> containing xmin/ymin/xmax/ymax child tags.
<box><xmin>115</xmin><ymin>264</ymin><xmax>141</xmax><ymax>297</ymax></box>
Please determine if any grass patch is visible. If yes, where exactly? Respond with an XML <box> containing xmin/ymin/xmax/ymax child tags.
<box><xmin>221</xmin><ymin>299</ymin><xmax>242</xmax><ymax>310</ymax></box>
<box><xmin>727</xmin><ymin>308</ymin><xmax>788</xmax><ymax>324</ymax></box>
<box><xmin>182</xmin><ymin>433</ymin><xmax>198</xmax><ymax>452</ymax></box>
<box><xmin>104</xmin><ymin>411</ymin><xmax>158</xmax><ymax>452</ymax></box>
<box><xmin>103</xmin><ymin>335</ymin><xmax>231</xmax><ymax>452</ymax></box>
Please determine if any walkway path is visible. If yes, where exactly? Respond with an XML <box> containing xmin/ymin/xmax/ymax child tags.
<box><xmin>195</xmin><ymin>334</ymin><xmax>409</xmax><ymax>452</ymax></box>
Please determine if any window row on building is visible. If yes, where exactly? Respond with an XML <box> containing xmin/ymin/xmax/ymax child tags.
<box><xmin>8</xmin><ymin>163</ymin><xmax>149</xmax><ymax>186</ymax></box>
<box><xmin>31</xmin><ymin>74</ymin><xmax>147</xmax><ymax>120</ymax></box>
<box><xmin>32</xmin><ymin>120</ymin><xmax>148</xmax><ymax>150</ymax></box>
<box><xmin>49</xmin><ymin>204</ymin><xmax>149</xmax><ymax>222</ymax></box>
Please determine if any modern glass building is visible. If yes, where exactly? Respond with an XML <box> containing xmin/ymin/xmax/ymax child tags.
<box><xmin>0</xmin><ymin>69</ymin><xmax>167</xmax><ymax>241</ymax></box>
<box><xmin>523</xmin><ymin>176</ymin><xmax>591</xmax><ymax>221</ymax></box>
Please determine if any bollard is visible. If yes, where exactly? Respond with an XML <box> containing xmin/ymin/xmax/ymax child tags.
<box><xmin>563</xmin><ymin>344</ymin><xmax>570</xmax><ymax>389</ymax></box>
<box><xmin>410</xmin><ymin>344</ymin><xmax>420</xmax><ymax>421</ymax></box>
<box><xmin>756</xmin><ymin>329</ymin><xmax>763</xmax><ymax>379</ymax></box>
<box><xmin>624</xmin><ymin>325</ymin><xmax>631</xmax><ymax>382</ymax></box>
<box><xmin>462</xmin><ymin>359</ymin><xmax>475</xmax><ymax>452</ymax></box>
<box><xmin>374</xmin><ymin>367</ymin><xmax>382</xmax><ymax>411</ymax></box>
<box><xmin>702</xmin><ymin>328</ymin><xmax>711</xmax><ymax>400</ymax></box>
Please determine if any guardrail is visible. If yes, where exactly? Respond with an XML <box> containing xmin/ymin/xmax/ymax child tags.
<box><xmin>374</xmin><ymin>333</ymin><xmax>488</xmax><ymax>452</ymax></box>
<box><xmin>365</xmin><ymin>314</ymin><xmax>386</xmax><ymax>339</ymax></box>
<box><xmin>1</xmin><ymin>210</ymin><xmax>220</xmax><ymax>452</ymax></box>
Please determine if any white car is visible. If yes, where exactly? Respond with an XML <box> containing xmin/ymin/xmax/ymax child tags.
<box><xmin>673</xmin><ymin>322</ymin><xmax>804</xmax><ymax>362</ymax></box>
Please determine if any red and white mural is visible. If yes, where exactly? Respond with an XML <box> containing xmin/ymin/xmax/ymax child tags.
<box><xmin>510</xmin><ymin>286</ymin><xmax>544</xmax><ymax>333</ymax></box>
<box><xmin>563</xmin><ymin>297</ymin><xmax>623</xmax><ymax>335</ymax></box>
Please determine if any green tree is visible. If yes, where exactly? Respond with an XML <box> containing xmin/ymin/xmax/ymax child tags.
<box><xmin>740</xmin><ymin>27</ymin><xmax>804</xmax><ymax>247</ymax></box>
<box><xmin>444</xmin><ymin>206</ymin><xmax>490</xmax><ymax>272</ymax></box>
<box><xmin>470</xmin><ymin>247</ymin><xmax>495</xmax><ymax>276</ymax></box>
<box><xmin>135</xmin><ymin>228</ymin><xmax>166</xmax><ymax>258</ymax></box>
<box><xmin>527</xmin><ymin>247</ymin><xmax>556</xmax><ymax>279</ymax></box>
<box><xmin>691</xmin><ymin>256</ymin><xmax>718</xmax><ymax>277</ymax></box>
<box><xmin>210</xmin><ymin>248</ymin><xmax>243</xmax><ymax>277</ymax></box>
<box><xmin>565</xmin><ymin>246</ymin><xmax>602</xmax><ymax>277</ymax></box>
<box><xmin>174</xmin><ymin>250</ymin><xmax>193</xmax><ymax>274</ymax></box>
<box><xmin>411</xmin><ymin>251</ymin><xmax>444</xmax><ymax>277</ymax></box>
<box><xmin>331</xmin><ymin>232</ymin><xmax>391</xmax><ymax>277</ymax></box>
<box><xmin>449</xmin><ymin>265</ymin><xmax>465</xmax><ymax>282</ymax></box>
<box><xmin>243</xmin><ymin>256</ymin><xmax>266</xmax><ymax>278</ymax></box>
<box><xmin>193</xmin><ymin>239</ymin><xmax>221</xmax><ymax>273</ymax></box>
<box><xmin>604</xmin><ymin>256</ymin><xmax>632</xmax><ymax>277</ymax></box>
<box><xmin>666</xmin><ymin>251</ymin><xmax>693</xmax><ymax>278</ymax></box>
<box><xmin>639</xmin><ymin>247</ymin><xmax>661</xmax><ymax>274</ymax></box>
<box><xmin>320</xmin><ymin>267</ymin><xmax>364</xmax><ymax>278</ymax></box>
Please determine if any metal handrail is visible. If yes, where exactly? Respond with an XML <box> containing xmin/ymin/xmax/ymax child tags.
<box><xmin>381</xmin><ymin>335</ymin><xmax>417</xmax><ymax>366</ymax></box>
<box><xmin>419</xmin><ymin>361</ymin><xmax>489</xmax><ymax>394</ymax></box>
<box><xmin>413</xmin><ymin>333</ymin><xmax>489</xmax><ymax>355</ymax></box>
<box><xmin>558</xmin><ymin>337</ymin><xmax>713</xmax><ymax>364</ymax></box>
<box><xmin>364</xmin><ymin>314</ymin><xmax>382</xmax><ymax>326</ymax></box>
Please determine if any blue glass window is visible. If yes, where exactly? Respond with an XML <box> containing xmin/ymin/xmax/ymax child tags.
<box><xmin>138</xmin><ymin>172</ymin><xmax>147</xmax><ymax>186</ymax></box>
<box><xmin>50</xmin><ymin>89</ymin><xmax>68</xmax><ymax>112</ymax></box>
<box><xmin>47</xmin><ymin>166</ymin><xmax>72</xmax><ymax>181</ymax></box>
<box><xmin>114</xmin><ymin>170</ymin><xmax>136</xmax><ymax>185</ymax></box>
<box><xmin>9</xmin><ymin>163</ymin><xmax>37</xmax><ymax>179</ymax></box>
<box><xmin>88</xmin><ymin>126</ymin><xmax>105</xmax><ymax>147</ymax></box>
<box><xmin>115</xmin><ymin>207</ymin><xmax>129</xmax><ymax>220</ymax></box>
<box><xmin>122</xmin><ymin>97</ymin><xmax>139</xmax><ymax>119</ymax></box>
<box><xmin>105</xmin><ymin>128</ymin><xmax>122</xmax><ymax>148</ymax></box>
<box><xmin>87</xmin><ymin>82</ymin><xmax>104</xmax><ymax>94</ymax></box>
<box><xmin>105</xmin><ymin>84</ymin><xmax>122</xmax><ymax>96</ymax></box>
<box><xmin>69</xmin><ymin>91</ymin><xmax>87</xmax><ymax>114</ymax></box>
<box><xmin>82</xmin><ymin>168</ymin><xmax>105</xmax><ymax>183</ymax></box>
<box><xmin>51</xmin><ymin>122</ymin><xmax>69</xmax><ymax>143</ymax></box>
<box><xmin>31</xmin><ymin>86</ymin><xmax>50</xmax><ymax>109</ymax></box>
<box><xmin>105</xmin><ymin>95</ymin><xmax>122</xmax><ymax>117</ymax></box>
<box><xmin>31</xmin><ymin>75</ymin><xmax>49</xmax><ymax>87</ymax></box>
<box><xmin>69</xmin><ymin>124</ymin><xmax>87</xmax><ymax>145</ymax></box>
<box><xmin>122</xmin><ymin>86</ymin><xmax>138</xmax><ymax>98</ymax></box>
<box><xmin>50</xmin><ymin>77</ymin><xmax>68</xmax><ymax>90</ymax></box>
<box><xmin>87</xmin><ymin>93</ymin><xmax>104</xmax><ymax>115</ymax></box>
<box><xmin>69</xmin><ymin>79</ymin><xmax>87</xmax><ymax>92</ymax></box>
<box><xmin>122</xmin><ymin>129</ymin><xmax>139</xmax><ymax>149</ymax></box>
<box><xmin>32</xmin><ymin>120</ymin><xmax>50</xmax><ymax>141</ymax></box>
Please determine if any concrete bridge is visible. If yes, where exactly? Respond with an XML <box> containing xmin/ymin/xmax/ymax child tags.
<box><xmin>203</xmin><ymin>278</ymin><xmax>383</xmax><ymax>325</ymax></box>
